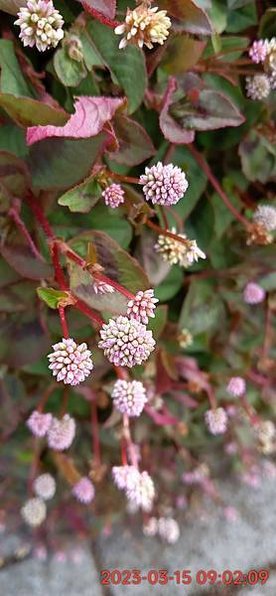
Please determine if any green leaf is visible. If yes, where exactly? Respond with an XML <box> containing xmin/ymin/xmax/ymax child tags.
<box><xmin>108</xmin><ymin>114</ymin><xmax>155</xmax><ymax>166</ymax></box>
<box><xmin>83</xmin><ymin>18</ymin><xmax>147</xmax><ymax>114</ymax></box>
<box><xmin>67</xmin><ymin>231</ymin><xmax>150</xmax><ymax>315</ymax></box>
<box><xmin>0</xmin><ymin>124</ymin><xmax>28</xmax><ymax>158</ymax></box>
<box><xmin>28</xmin><ymin>134</ymin><xmax>107</xmax><ymax>190</ymax></box>
<box><xmin>0</xmin><ymin>151</ymin><xmax>29</xmax><ymax>195</ymax></box>
<box><xmin>0</xmin><ymin>230</ymin><xmax>53</xmax><ymax>280</ymax></box>
<box><xmin>0</xmin><ymin>39</ymin><xmax>33</xmax><ymax>97</ymax></box>
<box><xmin>259</xmin><ymin>8</ymin><xmax>276</xmax><ymax>38</ymax></box>
<box><xmin>37</xmin><ymin>287</ymin><xmax>70</xmax><ymax>309</ymax></box>
<box><xmin>148</xmin><ymin>305</ymin><xmax>168</xmax><ymax>339</ymax></box>
<box><xmin>58</xmin><ymin>175</ymin><xmax>102</xmax><ymax>213</ymax></box>
<box><xmin>158</xmin><ymin>0</ymin><xmax>213</xmax><ymax>35</ymax></box>
<box><xmin>0</xmin><ymin>40</ymin><xmax>69</xmax><ymax>127</ymax></box>
<box><xmin>155</xmin><ymin>267</ymin><xmax>183</xmax><ymax>302</ymax></box>
<box><xmin>0</xmin><ymin>0</ymin><xmax>23</xmax><ymax>15</ymax></box>
<box><xmin>161</xmin><ymin>35</ymin><xmax>206</xmax><ymax>74</ymax></box>
<box><xmin>54</xmin><ymin>47</ymin><xmax>88</xmax><ymax>87</ymax></box>
<box><xmin>226</xmin><ymin>2</ymin><xmax>257</xmax><ymax>32</ymax></box>
<box><xmin>210</xmin><ymin>179</ymin><xmax>241</xmax><ymax>239</ymax></box>
<box><xmin>172</xmin><ymin>146</ymin><xmax>207</xmax><ymax>219</ymax></box>
<box><xmin>258</xmin><ymin>273</ymin><xmax>276</xmax><ymax>292</ymax></box>
<box><xmin>69</xmin><ymin>229</ymin><xmax>149</xmax><ymax>293</ymax></box>
<box><xmin>179</xmin><ymin>279</ymin><xmax>225</xmax><ymax>335</ymax></box>
<box><xmin>239</xmin><ymin>130</ymin><xmax>276</xmax><ymax>183</ymax></box>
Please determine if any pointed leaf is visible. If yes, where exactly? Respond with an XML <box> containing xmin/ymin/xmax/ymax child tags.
<box><xmin>83</xmin><ymin>19</ymin><xmax>147</xmax><ymax>114</ymax></box>
<box><xmin>26</xmin><ymin>96</ymin><xmax>124</xmax><ymax>145</ymax></box>
<box><xmin>159</xmin><ymin>0</ymin><xmax>213</xmax><ymax>35</ymax></box>
<box><xmin>58</xmin><ymin>175</ymin><xmax>102</xmax><ymax>213</ymax></box>
<box><xmin>108</xmin><ymin>114</ymin><xmax>155</xmax><ymax>166</ymax></box>
<box><xmin>79</xmin><ymin>0</ymin><xmax>116</xmax><ymax>19</ymax></box>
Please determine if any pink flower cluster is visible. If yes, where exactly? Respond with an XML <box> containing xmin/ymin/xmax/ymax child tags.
<box><xmin>27</xmin><ymin>411</ymin><xmax>76</xmax><ymax>451</ymax></box>
<box><xmin>227</xmin><ymin>377</ymin><xmax>246</xmax><ymax>397</ymax></box>
<box><xmin>48</xmin><ymin>338</ymin><xmax>93</xmax><ymax>386</ymax></box>
<box><xmin>102</xmin><ymin>184</ymin><xmax>125</xmax><ymax>209</ymax></box>
<box><xmin>98</xmin><ymin>315</ymin><xmax>155</xmax><ymax>367</ymax></box>
<box><xmin>72</xmin><ymin>477</ymin><xmax>95</xmax><ymax>504</ymax></box>
<box><xmin>205</xmin><ymin>408</ymin><xmax>228</xmax><ymax>435</ymax></box>
<box><xmin>249</xmin><ymin>40</ymin><xmax>267</xmax><ymax>63</ymax></box>
<box><xmin>243</xmin><ymin>282</ymin><xmax>265</xmax><ymax>305</ymax></box>
<box><xmin>112</xmin><ymin>465</ymin><xmax>155</xmax><ymax>512</ymax></box>
<box><xmin>127</xmin><ymin>289</ymin><xmax>158</xmax><ymax>325</ymax></box>
<box><xmin>140</xmin><ymin>162</ymin><xmax>188</xmax><ymax>206</ymax></box>
<box><xmin>111</xmin><ymin>379</ymin><xmax>147</xmax><ymax>417</ymax></box>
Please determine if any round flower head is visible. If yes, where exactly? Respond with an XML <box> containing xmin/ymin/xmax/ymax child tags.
<box><xmin>249</xmin><ymin>40</ymin><xmax>267</xmax><ymax>63</ymax></box>
<box><xmin>155</xmin><ymin>227</ymin><xmax>206</xmax><ymax>268</ymax></box>
<box><xmin>34</xmin><ymin>473</ymin><xmax>56</xmax><ymax>500</ymax></box>
<box><xmin>178</xmin><ymin>328</ymin><xmax>193</xmax><ymax>349</ymax></box>
<box><xmin>112</xmin><ymin>379</ymin><xmax>147</xmax><ymax>417</ymax></box>
<box><xmin>227</xmin><ymin>377</ymin><xmax>246</xmax><ymax>398</ymax></box>
<box><xmin>15</xmin><ymin>0</ymin><xmax>64</xmax><ymax>52</ymax></box>
<box><xmin>158</xmin><ymin>517</ymin><xmax>180</xmax><ymax>544</ymax></box>
<box><xmin>205</xmin><ymin>408</ymin><xmax>228</xmax><ymax>435</ymax></box>
<box><xmin>243</xmin><ymin>282</ymin><xmax>265</xmax><ymax>305</ymax></box>
<box><xmin>47</xmin><ymin>414</ymin><xmax>76</xmax><ymax>451</ymax></box>
<box><xmin>114</xmin><ymin>4</ymin><xmax>171</xmax><ymax>50</ymax></box>
<box><xmin>112</xmin><ymin>465</ymin><xmax>139</xmax><ymax>491</ymax></box>
<box><xmin>140</xmin><ymin>162</ymin><xmax>188</xmax><ymax>206</ymax></box>
<box><xmin>143</xmin><ymin>517</ymin><xmax>158</xmax><ymax>537</ymax></box>
<box><xmin>72</xmin><ymin>477</ymin><xmax>95</xmax><ymax>504</ymax></box>
<box><xmin>93</xmin><ymin>279</ymin><xmax>114</xmax><ymax>295</ymax></box>
<box><xmin>98</xmin><ymin>315</ymin><xmax>155</xmax><ymax>368</ymax></box>
<box><xmin>48</xmin><ymin>338</ymin><xmax>93</xmax><ymax>386</ymax></box>
<box><xmin>102</xmin><ymin>183</ymin><xmax>125</xmax><ymax>209</ymax></box>
<box><xmin>125</xmin><ymin>470</ymin><xmax>155</xmax><ymax>512</ymax></box>
<box><xmin>127</xmin><ymin>289</ymin><xmax>159</xmax><ymax>325</ymax></box>
<box><xmin>264</xmin><ymin>37</ymin><xmax>276</xmax><ymax>74</ymax></box>
<box><xmin>26</xmin><ymin>410</ymin><xmax>52</xmax><ymax>437</ymax></box>
<box><xmin>253</xmin><ymin>204</ymin><xmax>276</xmax><ymax>232</ymax></box>
<box><xmin>21</xmin><ymin>497</ymin><xmax>46</xmax><ymax>527</ymax></box>
<box><xmin>246</xmin><ymin>75</ymin><xmax>270</xmax><ymax>100</ymax></box>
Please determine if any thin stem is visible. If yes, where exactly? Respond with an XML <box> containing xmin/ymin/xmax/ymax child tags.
<box><xmin>61</xmin><ymin>242</ymin><xmax>135</xmax><ymax>300</ymax></box>
<box><xmin>187</xmin><ymin>145</ymin><xmax>250</xmax><ymax>228</ymax></box>
<box><xmin>92</xmin><ymin>270</ymin><xmax>134</xmax><ymax>300</ymax></box>
<box><xmin>206</xmin><ymin>388</ymin><xmax>217</xmax><ymax>410</ymax></box>
<box><xmin>261</xmin><ymin>300</ymin><xmax>273</xmax><ymax>362</ymax></box>
<box><xmin>91</xmin><ymin>400</ymin><xmax>101</xmax><ymax>466</ymax></box>
<box><xmin>74</xmin><ymin>298</ymin><xmax>104</xmax><ymax>326</ymax></box>
<box><xmin>37</xmin><ymin>383</ymin><xmax>57</xmax><ymax>413</ymax></box>
<box><xmin>123</xmin><ymin>414</ymin><xmax>138</xmax><ymax>468</ymax></box>
<box><xmin>82</xmin><ymin>3</ymin><xmax>120</xmax><ymax>28</ymax></box>
<box><xmin>146</xmin><ymin>218</ymin><xmax>190</xmax><ymax>246</ymax></box>
<box><xmin>51</xmin><ymin>242</ymin><xmax>68</xmax><ymax>290</ymax></box>
<box><xmin>58</xmin><ymin>306</ymin><xmax>69</xmax><ymax>339</ymax></box>
<box><xmin>107</xmin><ymin>171</ymin><xmax>140</xmax><ymax>185</ymax></box>
<box><xmin>240</xmin><ymin>395</ymin><xmax>259</xmax><ymax>426</ymax></box>
<box><xmin>26</xmin><ymin>192</ymin><xmax>54</xmax><ymax>239</ymax></box>
<box><xmin>121</xmin><ymin>437</ymin><xmax>128</xmax><ymax>466</ymax></box>
<box><xmin>9</xmin><ymin>200</ymin><xmax>45</xmax><ymax>261</ymax></box>
<box><xmin>159</xmin><ymin>205</ymin><xmax>169</xmax><ymax>229</ymax></box>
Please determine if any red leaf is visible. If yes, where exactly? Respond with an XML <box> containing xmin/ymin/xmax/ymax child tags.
<box><xmin>78</xmin><ymin>0</ymin><xmax>116</xmax><ymax>20</ymax></box>
<box><xmin>26</xmin><ymin>96</ymin><xmax>125</xmax><ymax>146</ymax></box>
<box><xmin>159</xmin><ymin>77</ymin><xmax>195</xmax><ymax>144</ymax></box>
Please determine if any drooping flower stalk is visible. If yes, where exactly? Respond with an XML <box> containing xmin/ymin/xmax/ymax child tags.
<box><xmin>187</xmin><ymin>145</ymin><xmax>250</xmax><ymax>228</ymax></box>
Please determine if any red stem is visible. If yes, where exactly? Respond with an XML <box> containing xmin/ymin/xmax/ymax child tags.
<box><xmin>63</xmin><ymin>244</ymin><xmax>135</xmax><ymax>300</ymax></box>
<box><xmin>82</xmin><ymin>3</ymin><xmax>120</xmax><ymax>28</ymax></box>
<box><xmin>187</xmin><ymin>145</ymin><xmax>250</xmax><ymax>228</ymax></box>
<box><xmin>146</xmin><ymin>218</ymin><xmax>190</xmax><ymax>246</ymax></box>
<box><xmin>9</xmin><ymin>201</ymin><xmax>45</xmax><ymax>261</ymax></box>
<box><xmin>58</xmin><ymin>306</ymin><xmax>69</xmax><ymax>339</ymax></box>
<box><xmin>26</xmin><ymin>192</ymin><xmax>54</xmax><ymax>239</ymax></box>
<box><xmin>121</xmin><ymin>437</ymin><xmax>128</xmax><ymax>466</ymax></box>
<box><xmin>92</xmin><ymin>400</ymin><xmax>101</xmax><ymax>466</ymax></box>
<box><xmin>74</xmin><ymin>298</ymin><xmax>104</xmax><ymax>326</ymax></box>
